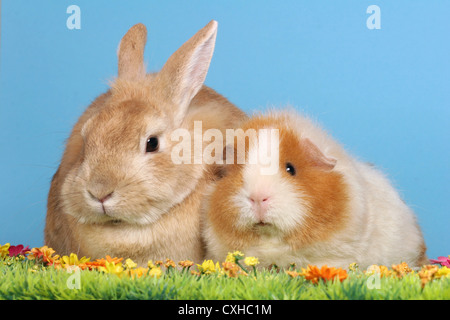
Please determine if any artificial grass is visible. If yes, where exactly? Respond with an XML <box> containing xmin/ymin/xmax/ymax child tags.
<box><xmin>1</xmin><ymin>257</ymin><xmax>449</xmax><ymax>300</ymax></box>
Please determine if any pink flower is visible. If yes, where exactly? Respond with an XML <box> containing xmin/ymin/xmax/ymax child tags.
<box><xmin>8</xmin><ymin>244</ymin><xmax>30</xmax><ymax>257</ymax></box>
<box><xmin>430</xmin><ymin>256</ymin><xmax>450</xmax><ymax>267</ymax></box>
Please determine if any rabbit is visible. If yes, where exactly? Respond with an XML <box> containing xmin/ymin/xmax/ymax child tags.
<box><xmin>202</xmin><ymin>109</ymin><xmax>428</xmax><ymax>270</ymax></box>
<box><xmin>44</xmin><ymin>20</ymin><xmax>247</xmax><ymax>266</ymax></box>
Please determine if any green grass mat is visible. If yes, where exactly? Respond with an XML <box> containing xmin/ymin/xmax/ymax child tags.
<box><xmin>1</xmin><ymin>249</ymin><xmax>449</xmax><ymax>300</ymax></box>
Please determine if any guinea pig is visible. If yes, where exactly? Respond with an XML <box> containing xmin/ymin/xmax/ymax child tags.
<box><xmin>202</xmin><ymin>109</ymin><xmax>428</xmax><ymax>270</ymax></box>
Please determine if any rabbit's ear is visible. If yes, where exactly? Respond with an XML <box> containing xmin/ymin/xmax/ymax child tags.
<box><xmin>117</xmin><ymin>23</ymin><xmax>147</xmax><ymax>80</ymax></box>
<box><xmin>156</xmin><ymin>20</ymin><xmax>218</xmax><ymax>126</ymax></box>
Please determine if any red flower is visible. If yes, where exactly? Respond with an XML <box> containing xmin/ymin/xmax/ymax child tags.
<box><xmin>8</xmin><ymin>244</ymin><xmax>30</xmax><ymax>257</ymax></box>
<box><xmin>430</xmin><ymin>256</ymin><xmax>450</xmax><ymax>267</ymax></box>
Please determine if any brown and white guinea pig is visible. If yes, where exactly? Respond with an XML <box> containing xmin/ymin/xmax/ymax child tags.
<box><xmin>202</xmin><ymin>109</ymin><xmax>428</xmax><ymax>270</ymax></box>
<box><xmin>44</xmin><ymin>21</ymin><xmax>247</xmax><ymax>266</ymax></box>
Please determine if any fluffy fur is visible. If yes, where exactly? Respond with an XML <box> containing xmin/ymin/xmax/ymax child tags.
<box><xmin>44</xmin><ymin>21</ymin><xmax>247</xmax><ymax>265</ymax></box>
<box><xmin>202</xmin><ymin>110</ymin><xmax>428</xmax><ymax>269</ymax></box>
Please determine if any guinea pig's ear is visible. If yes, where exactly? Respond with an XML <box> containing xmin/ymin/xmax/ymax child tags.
<box><xmin>301</xmin><ymin>138</ymin><xmax>337</xmax><ymax>170</ymax></box>
<box><xmin>117</xmin><ymin>23</ymin><xmax>147</xmax><ymax>80</ymax></box>
<box><xmin>155</xmin><ymin>20</ymin><xmax>218</xmax><ymax>126</ymax></box>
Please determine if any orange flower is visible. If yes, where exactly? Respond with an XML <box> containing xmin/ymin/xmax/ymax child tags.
<box><xmin>178</xmin><ymin>260</ymin><xmax>194</xmax><ymax>269</ymax></box>
<box><xmin>81</xmin><ymin>260</ymin><xmax>106</xmax><ymax>270</ymax></box>
<box><xmin>97</xmin><ymin>255</ymin><xmax>124</xmax><ymax>264</ymax></box>
<box><xmin>80</xmin><ymin>255</ymin><xmax>124</xmax><ymax>271</ymax></box>
<box><xmin>300</xmin><ymin>265</ymin><xmax>348</xmax><ymax>284</ymax></box>
<box><xmin>418</xmin><ymin>265</ymin><xmax>439</xmax><ymax>288</ymax></box>
<box><xmin>27</xmin><ymin>246</ymin><xmax>60</xmax><ymax>266</ymax></box>
<box><xmin>165</xmin><ymin>259</ymin><xmax>176</xmax><ymax>269</ymax></box>
<box><xmin>222</xmin><ymin>261</ymin><xmax>241</xmax><ymax>278</ymax></box>
<box><xmin>285</xmin><ymin>270</ymin><xmax>300</xmax><ymax>278</ymax></box>
<box><xmin>391</xmin><ymin>262</ymin><xmax>413</xmax><ymax>278</ymax></box>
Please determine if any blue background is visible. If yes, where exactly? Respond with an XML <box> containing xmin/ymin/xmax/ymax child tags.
<box><xmin>1</xmin><ymin>1</ymin><xmax>448</xmax><ymax>260</ymax></box>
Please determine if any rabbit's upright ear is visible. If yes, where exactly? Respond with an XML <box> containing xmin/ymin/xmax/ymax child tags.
<box><xmin>117</xmin><ymin>23</ymin><xmax>147</xmax><ymax>80</ymax></box>
<box><xmin>156</xmin><ymin>20</ymin><xmax>218</xmax><ymax>126</ymax></box>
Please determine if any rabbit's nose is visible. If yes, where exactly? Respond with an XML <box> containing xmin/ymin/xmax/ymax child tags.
<box><xmin>87</xmin><ymin>189</ymin><xmax>114</xmax><ymax>203</ymax></box>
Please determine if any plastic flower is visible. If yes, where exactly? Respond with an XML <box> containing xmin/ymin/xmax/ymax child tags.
<box><xmin>222</xmin><ymin>261</ymin><xmax>241</xmax><ymax>278</ymax></box>
<box><xmin>99</xmin><ymin>260</ymin><xmax>124</xmax><ymax>276</ymax></box>
<box><xmin>124</xmin><ymin>258</ymin><xmax>137</xmax><ymax>270</ymax></box>
<box><xmin>244</xmin><ymin>257</ymin><xmax>259</xmax><ymax>267</ymax></box>
<box><xmin>61</xmin><ymin>253</ymin><xmax>90</xmax><ymax>269</ymax></box>
<box><xmin>126</xmin><ymin>267</ymin><xmax>148</xmax><ymax>279</ymax></box>
<box><xmin>225</xmin><ymin>251</ymin><xmax>244</xmax><ymax>263</ymax></box>
<box><xmin>165</xmin><ymin>259</ymin><xmax>176</xmax><ymax>269</ymax></box>
<box><xmin>8</xmin><ymin>244</ymin><xmax>30</xmax><ymax>257</ymax></box>
<box><xmin>95</xmin><ymin>255</ymin><xmax>123</xmax><ymax>265</ymax></box>
<box><xmin>286</xmin><ymin>270</ymin><xmax>300</xmax><ymax>278</ymax></box>
<box><xmin>27</xmin><ymin>246</ymin><xmax>59</xmax><ymax>265</ymax></box>
<box><xmin>197</xmin><ymin>260</ymin><xmax>220</xmax><ymax>275</ymax></box>
<box><xmin>82</xmin><ymin>260</ymin><xmax>106</xmax><ymax>271</ymax></box>
<box><xmin>244</xmin><ymin>256</ymin><xmax>259</xmax><ymax>277</ymax></box>
<box><xmin>436</xmin><ymin>266</ymin><xmax>450</xmax><ymax>278</ymax></box>
<box><xmin>391</xmin><ymin>262</ymin><xmax>413</xmax><ymax>278</ymax></box>
<box><xmin>365</xmin><ymin>265</ymin><xmax>392</xmax><ymax>278</ymax></box>
<box><xmin>0</xmin><ymin>243</ymin><xmax>10</xmax><ymax>258</ymax></box>
<box><xmin>349</xmin><ymin>263</ymin><xmax>359</xmax><ymax>272</ymax></box>
<box><xmin>430</xmin><ymin>256</ymin><xmax>450</xmax><ymax>267</ymax></box>
<box><xmin>418</xmin><ymin>265</ymin><xmax>439</xmax><ymax>288</ymax></box>
<box><xmin>300</xmin><ymin>265</ymin><xmax>348</xmax><ymax>284</ymax></box>
<box><xmin>178</xmin><ymin>260</ymin><xmax>194</xmax><ymax>269</ymax></box>
<box><xmin>148</xmin><ymin>267</ymin><xmax>163</xmax><ymax>278</ymax></box>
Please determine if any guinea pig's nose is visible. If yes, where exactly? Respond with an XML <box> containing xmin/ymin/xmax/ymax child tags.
<box><xmin>249</xmin><ymin>192</ymin><xmax>271</xmax><ymax>205</ymax></box>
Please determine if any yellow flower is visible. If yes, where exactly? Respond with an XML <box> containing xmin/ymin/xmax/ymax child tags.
<box><xmin>126</xmin><ymin>267</ymin><xmax>148</xmax><ymax>279</ymax></box>
<box><xmin>225</xmin><ymin>251</ymin><xmax>244</xmax><ymax>263</ymax></box>
<box><xmin>148</xmin><ymin>267</ymin><xmax>162</xmax><ymax>278</ymax></box>
<box><xmin>196</xmin><ymin>260</ymin><xmax>221</xmax><ymax>275</ymax></box>
<box><xmin>436</xmin><ymin>266</ymin><xmax>450</xmax><ymax>278</ymax></box>
<box><xmin>197</xmin><ymin>259</ymin><xmax>218</xmax><ymax>275</ymax></box>
<box><xmin>124</xmin><ymin>258</ymin><xmax>137</xmax><ymax>270</ymax></box>
<box><xmin>147</xmin><ymin>260</ymin><xmax>156</xmax><ymax>269</ymax></box>
<box><xmin>0</xmin><ymin>243</ymin><xmax>10</xmax><ymax>258</ymax></box>
<box><xmin>61</xmin><ymin>253</ymin><xmax>90</xmax><ymax>269</ymax></box>
<box><xmin>244</xmin><ymin>257</ymin><xmax>259</xmax><ymax>267</ymax></box>
<box><xmin>349</xmin><ymin>263</ymin><xmax>359</xmax><ymax>272</ymax></box>
<box><xmin>99</xmin><ymin>261</ymin><xmax>124</xmax><ymax>276</ymax></box>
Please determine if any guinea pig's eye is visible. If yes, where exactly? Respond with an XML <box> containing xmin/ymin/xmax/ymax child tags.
<box><xmin>286</xmin><ymin>162</ymin><xmax>296</xmax><ymax>176</ymax></box>
<box><xmin>146</xmin><ymin>136</ymin><xmax>159</xmax><ymax>153</ymax></box>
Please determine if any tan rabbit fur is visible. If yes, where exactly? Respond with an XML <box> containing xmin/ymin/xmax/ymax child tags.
<box><xmin>45</xmin><ymin>21</ymin><xmax>246</xmax><ymax>265</ymax></box>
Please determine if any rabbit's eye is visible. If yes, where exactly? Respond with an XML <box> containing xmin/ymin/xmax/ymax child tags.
<box><xmin>286</xmin><ymin>162</ymin><xmax>296</xmax><ymax>176</ymax></box>
<box><xmin>146</xmin><ymin>136</ymin><xmax>159</xmax><ymax>153</ymax></box>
